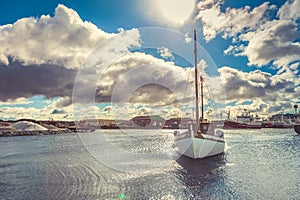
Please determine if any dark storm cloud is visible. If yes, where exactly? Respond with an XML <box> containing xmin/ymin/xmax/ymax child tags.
<box><xmin>0</xmin><ymin>62</ymin><xmax>77</xmax><ymax>101</ymax></box>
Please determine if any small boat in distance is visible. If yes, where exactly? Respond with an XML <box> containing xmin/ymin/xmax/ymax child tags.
<box><xmin>223</xmin><ymin>109</ymin><xmax>262</xmax><ymax>129</ymax></box>
<box><xmin>173</xmin><ymin>30</ymin><xmax>225</xmax><ymax>159</ymax></box>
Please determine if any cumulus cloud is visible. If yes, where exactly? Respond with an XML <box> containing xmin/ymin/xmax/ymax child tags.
<box><xmin>0</xmin><ymin>106</ymin><xmax>42</xmax><ymax>120</ymax></box>
<box><xmin>0</xmin><ymin>4</ymin><xmax>112</xmax><ymax>69</ymax></box>
<box><xmin>240</xmin><ymin>20</ymin><xmax>300</xmax><ymax>67</ymax></box>
<box><xmin>157</xmin><ymin>47</ymin><xmax>174</xmax><ymax>60</ymax></box>
<box><xmin>95</xmin><ymin>52</ymin><xmax>190</xmax><ymax>105</ymax></box>
<box><xmin>184</xmin><ymin>33</ymin><xmax>192</xmax><ymax>43</ymax></box>
<box><xmin>0</xmin><ymin>103</ymin><xmax>73</xmax><ymax>120</ymax></box>
<box><xmin>219</xmin><ymin>66</ymin><xmax>300</xmax><ymax>114</ymax></box>
<box><xmin>87</xmin><ymin>50</ymin><xmax>226</xmax><ymax>121</ymax></box>
<box><xmin>197</xmin><ymin>0</ymin><xmax>300</xmax><ymax>69</ymax></box>
<box><xmin>129</xmin><ymin>84</ymin><xmax>178</xmax><ymax>106</ymax></box>
<box><xmin>47</xmin><ymin>96</ymin><xmax>72</xmax><ymax>110</ymax></box>
<box><xmin>0</xmin><ymin>97</ymin><xmax>32</xmax><ymax>105</ymax></box>
<box><xmin>51</xmin><ymin>109</ymin><xmax>66</xmax><ymax>115</ymax></box>
<box><xmin>95</xmin><ymin>53</ymin><xmax>221</xmax><ymax>108</ymax></box>
<box><xmin>197</xmin><ymin>0</ymin><xmax>271</xmax><ymax>41</ymax></box>
<box><xmin>278</xmin><ymin>0</ymin><xmax>300</xmax><ymax>20</ymax></box>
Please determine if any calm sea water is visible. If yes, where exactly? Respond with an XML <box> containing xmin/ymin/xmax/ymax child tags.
<box><xmin>0</xmin><ymin>129</ymin><xmax>299</xmax><ymax>199</ymax></box>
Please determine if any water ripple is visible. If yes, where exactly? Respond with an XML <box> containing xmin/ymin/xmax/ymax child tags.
<box><xmin>0</xmin><ymin>129</ymin><xmax>299</xmax><ymax>199</ymax></box>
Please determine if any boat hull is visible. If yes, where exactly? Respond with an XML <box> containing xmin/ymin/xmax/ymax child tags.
<box><xmin>262</xmin><ymin>122</ymin><xmax>293</xmax><ymax>128</ymax></box>
<box><xmin>294</xmin><ymin>124</ymin><xmax>300</xmax><ymax>134</ymax></box>
<box><xmin>175</xmin><ymin>133</ymin><xmax>225</xmax><ymax>159</ymax></box>
<box><xmin>223</xmin><ymin>120</ymin><xmax>261</xmax><ymax>129</ymax></box>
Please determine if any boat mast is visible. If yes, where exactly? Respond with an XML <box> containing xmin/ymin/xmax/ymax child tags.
<box><xmin>194</xmin><ymin>29</ymin><xmax>200</xmax><ymax>132</ymax></box>
<box><xmin>200</xmin><ymin>75</ymin><xmax>204</xmax><ymax>122</ymax></box>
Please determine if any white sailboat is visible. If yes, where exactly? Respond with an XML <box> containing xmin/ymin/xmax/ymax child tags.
<box><xmin>173</xmin><ymin>30</ymin><xmax>225</xmax><ymax>159</ymax></box>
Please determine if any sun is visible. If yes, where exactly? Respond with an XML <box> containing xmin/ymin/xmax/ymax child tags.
<box><xmin>155</xmin><ymin>0</ymin><xmax>195</xmax><ymax>24</ymax></box>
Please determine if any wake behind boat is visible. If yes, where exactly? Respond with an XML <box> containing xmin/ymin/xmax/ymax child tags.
<box><xmin>173</xmin><ymin>30</ymin><xmax>225</xmax><ymax>159</ymax></box>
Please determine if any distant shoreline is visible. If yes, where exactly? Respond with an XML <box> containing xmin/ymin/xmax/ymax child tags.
<box><xmin>0</xmin><ymin>127</ymin><xmax>174</xmax><ymax>137</ymax></box>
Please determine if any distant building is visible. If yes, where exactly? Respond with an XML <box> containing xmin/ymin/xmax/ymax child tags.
<box><xmin>269</xmin><ymin>113</ymin><xmax>300</xmax><ymax>122</ymax></box>
<box><xmin>0</xmin><ymin>122</ymin><xmax>12</xmax><ymax>127</ymax></box>
<box><xmin>99</xmin><ymin>119</ymin><xmax>117</xmax><ymax>127</ymax></box>
<box><xmin>0</xmin><ymin>121</ymin><xmax>14</xmax><ymax>132</ymax></box>
<box><xmin>131</xmin><ymin>115</ymin><xmax>165</xmax><ymax>128</ymax></box>
<box><xmin>76</xmin><ymin>119</ymin><xmax>99</xmax><ymax>127</ymax></box>
<box><xmin>165</xmin><ymin>118</ymin><xmax>193</xmax><ymax>129</ymax></box>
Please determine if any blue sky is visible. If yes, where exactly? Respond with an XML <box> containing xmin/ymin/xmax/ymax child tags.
<box><xmin>0</xmin><ymin>0</ymin><xmax>299</xmax><ymax>120</ymax></box>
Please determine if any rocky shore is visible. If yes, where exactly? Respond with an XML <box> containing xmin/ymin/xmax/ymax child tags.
<box><xmin>0</xmin><ymin>129</ymin><xmax>73</xmax><ymax>137</ymax></box>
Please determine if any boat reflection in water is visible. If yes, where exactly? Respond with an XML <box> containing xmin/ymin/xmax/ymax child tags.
<box><xmin>175</xmin><ymin>153</ymin><xmax>234</xmax><ymax>199</ymax></box>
